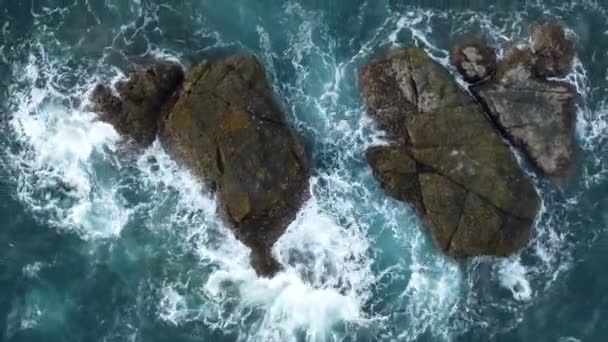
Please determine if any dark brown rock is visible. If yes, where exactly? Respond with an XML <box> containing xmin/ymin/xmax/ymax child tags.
<box><xmin>91</xmin><ymin>62</ymin><xmax>184</xmax><ymax>147</ymax></box>
<box><xmin>472</xmin><ymin>47</ymin><xmax>577</xmax><ymax>176</ymax></box>
<box><xmin>366</xmin><ymin>145</ymin><xmax>422</xmax><ymax>212</ymax></box>
<box><xmin>360</xmin><ymin>47</ymin><xmax>540</xmax><ymax>257</ymax></box>
<box><xmin>531</xmin><ymin>21</ymin><xmax>575</xmax><ymax>78</ymax></box>
<box><xmin>161</xmin><ymin>56</ymin><xmax>309</xmax><ymax>277</ymax></box>
<box><xmin>451</xmin><ymin>38</ymin><xmax>497</xmax><ymax>83</ymax></box>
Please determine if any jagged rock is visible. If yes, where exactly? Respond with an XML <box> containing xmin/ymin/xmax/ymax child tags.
<box><xmin>161</xmin><ymin>55</ymin><xmax>309</xmax><ymax>276</ymax></box>
<box><xmin>472</xmin><ymin>47</ymin><xmax>577</xmax><ymax>176</ymax></box>
<box><xmin>360</xmin><ymin>47</ymin><xmax>540</xmax><ymax>257</ymax></box>
<box><xmin>531</xmin><ymin>21</ymin><xmax>575</xmax><ymax>78</ymax></box>
<box><xmin>91</xmin><ymin>62</ymin><xmax>184</xmax><ymax>147</ymax></box>
<box><xmin>451</xmin><ymin>38</ymin><xmax>497</xmax><ymax>83</ymax></box>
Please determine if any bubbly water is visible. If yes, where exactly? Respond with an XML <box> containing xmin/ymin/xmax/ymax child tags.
<box><xmin>0</xmin><ymin>1</ymin><xmax>607</xmax><ymax>341</ymax></box>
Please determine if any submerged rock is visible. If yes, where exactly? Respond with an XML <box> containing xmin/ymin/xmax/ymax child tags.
<box><xmin>91</xmin><ymin>62</ymin><xmax>184</xmax><ymax>147</ymax></box>
<box><xmin>472</xmin><ymin>47</ymin><xmax>577</xmax><ymax>177</ymax></box>
<box><xmin>530</xmin><ymin>21</ymin><xmax>575</xmax><ymax>78</ymax></box>
<box><xmin>450</xmin><ymin>38</ymin><xmax>497</xmax><ymax>83</ymax></box>
<box><xmin>161</xmin><ymin>56</ymin><xmax>309</xmax><ymax>276</ymax></box>
<box><xmin>361</xmin><ymin>47</ymin><xmax>540</xmax><ymax>257</ymax></box>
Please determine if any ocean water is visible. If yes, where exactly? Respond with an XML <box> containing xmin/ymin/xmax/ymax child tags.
<box><xmin>0</xmin><ymin>0</ymin><xmax>607</xmax><ymax>341</ymax></box>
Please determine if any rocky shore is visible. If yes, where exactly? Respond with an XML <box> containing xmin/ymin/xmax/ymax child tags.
<box><xmin>90</xmin><ymin>20</ymin><xmax>576</xmax><ymax>275</ymax></box>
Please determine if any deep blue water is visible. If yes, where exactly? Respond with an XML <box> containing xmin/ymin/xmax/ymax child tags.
<box><xmin>0</xmin><ymin>1</ymin><xmax>607</xmax><ymax>341</ymax></box>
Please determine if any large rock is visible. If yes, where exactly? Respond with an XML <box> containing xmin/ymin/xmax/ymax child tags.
<box><xmin>450</xmin><ymin>38</ymin><xmax>497</xmax><ymax>83</ymax></box>
<box><xmin>91</xmin><ymin>62</ymin><xmax>184</xmax><ymax>147</ymax></box>
<box><xmin>472</xmin><ymin>47</ymin><xmax>577</xmax><ymax>176</ymax></box>
<box><xmin>530</xmin><ymin>21</ymin><xmax>575</xmax><ymax>78</ymax></box>
<box><xmin>161</xmin><ymin>56</ymin><xmax>309</xmax><ymax>276</ymax></box>
<box><xmin>361</xmin><ymin>47</ymin><xmax>540</xmax><ymax>257</ymax></box>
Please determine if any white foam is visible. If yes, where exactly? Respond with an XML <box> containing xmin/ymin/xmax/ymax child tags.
<box><xmin>497</xmin><ymin>258</ymin><xmax>533</xmax><ymax>302</ymax></box>
<box><xmin>13</xmin><ymin>105</ymin><xmax>117</xmax><ymax>194</ymax></box>
<box><xmin>393</xmin><ymin>223</ymin><xmax>461</xmax><ymax>340</ymax></box>
<box><xmin>19</xmin><ymin>306</ymin><xmax>42</xmax><ymax>330</ymax></box>
<box><xmin>5</xmin><ymin>46</ymin><xmax>128</xmax><ymax>240</ymax></box>
<box><xmin>22</xmin><ymin>262</ymin><xmax>45</xmax><ymax>278</ymax></box>
<box><xmin>68</xmin><ymin>187</ymin><xmax>129</xmax><ymax>239</ymax></box>
<box><xmin>159</xmin><ymin>285</ymin><xmax>191</xmax><ymax>325</ymax></box>
<box><xmin>206</xmin><ymin>269</ymin><xmax>362</xmax><ymax>341</ymax></box>
<box><xmin>160</xmin><ymin>194</ymin><xmax>373</xmax><ymax>341</ymax></box>
<box><xmin>136</xmin><ymin>141</ymin><xmax>217</xmax><ymax>217</ymax></box>
<box><xmin>8</xmin><ymin>100</ymin><xmax>124</xmax><ymax>236</ymax></box>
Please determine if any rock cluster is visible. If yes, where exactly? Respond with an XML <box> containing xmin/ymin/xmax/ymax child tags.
<box><xmin>92</xmin><ymin>56</ymin><xmax>309</xmax><ymax>277</ymax></box>
<box><xmin>92</xmin><ymin>20</ymin><xmax>576</xmax><ymax>273</ymax></box>
<box><xmin>361</xmin><ymin>48</ymin><xmax>540</xmax><ymax>256</ymax></box>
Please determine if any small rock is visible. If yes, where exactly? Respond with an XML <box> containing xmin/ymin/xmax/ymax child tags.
<box><xmin>91</xmin><ymin>62</ymin><xmax>184</xmax><ymax>147</ymax></box>
<box><xmin>531</xmin><ymin>21</ymin><xmax>575</xmax><ymax>78</ymax></box>
<box><xmin>451</xmin><ymin>38</ymin><xmax>497</xmax><ymax>83</ymax></box>
<box><xmin>161</xmin><ymin>56</ymin><xmax>310</xmax><ymax>277</ymax></box>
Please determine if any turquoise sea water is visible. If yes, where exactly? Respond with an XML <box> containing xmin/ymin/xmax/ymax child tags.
<box><xmin>0</xmin><ymin>1</ymin><xmax>607</xmax><ymax>341</ymax></box>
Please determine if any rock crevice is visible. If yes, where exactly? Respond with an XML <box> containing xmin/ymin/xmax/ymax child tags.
<box><xmin>454</xmin><ymin>21</ymin><xmax>577</xmax><ymax>177</ymax></box>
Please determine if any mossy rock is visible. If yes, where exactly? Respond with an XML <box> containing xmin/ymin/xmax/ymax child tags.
<box><xmin>361</xmin><ymin>47</ymin><xmax>540</xmax><ymax>259</ymax></box>
<box><xmin>162</xmin><ymin>55</ymin><xmax>309</xmax><ymax>277</ymax></box>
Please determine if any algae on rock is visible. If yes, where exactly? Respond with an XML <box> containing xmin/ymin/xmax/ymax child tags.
<box><xmin>361</xmin><ymin>47</ymin><xmax>540</xmax><ymax>257</ymax></box>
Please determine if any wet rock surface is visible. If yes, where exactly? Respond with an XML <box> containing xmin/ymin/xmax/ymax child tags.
<box><xmin>361</xmin><ymin>47</ymin><xmax>540</xmax><ymax>257</ymax></box>
<box><xmin>531</xmin><ymin>20</ymin><xmax>576</xmax><ymax>78</ymax></box>
<box><xmin>161</xmin><ymin>56</ymin><xmax>310</xmax><ymax>276</ymax></box>
<box><xmin>472</xmin><ymin>47</ymin><xmax>577</xmax><ymax>176</ymax></box>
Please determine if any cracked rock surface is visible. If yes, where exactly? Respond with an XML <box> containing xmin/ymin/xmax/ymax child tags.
<box><xmin>92</xmin><ymin>55</ymin><xmax>309</xmax><ymax>277</ymax></box>
<box><xmin>161</xmin><ymin>55</ymin><xmax>310</xmax><ymax>276</ymax></box>
<box><xmin>361</xmin><ymin>47</ymin><xmax>540</xmax><ymax>257</ymax></box>
<box><xmin>472</xmin><ymin>47</ymin><xmax>576</xmax><ymax>177</ymax></box>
